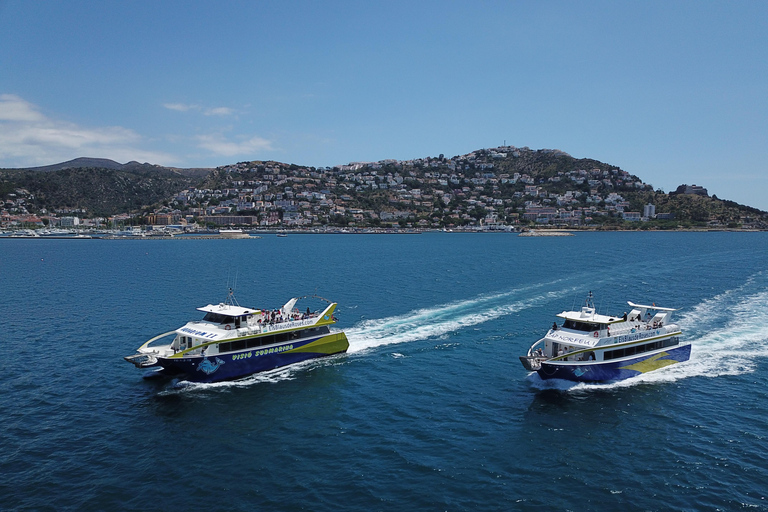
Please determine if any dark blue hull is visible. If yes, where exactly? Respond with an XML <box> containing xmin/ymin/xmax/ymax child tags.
<box><xmin>537</xmin><ymin>344</ymin><xmax>691</xmax><ymax>382</ymax></box>
<box><xmin>156</xmin><ymin>332</ymin><xmax>348</xmax><ymax>383</ymax></box>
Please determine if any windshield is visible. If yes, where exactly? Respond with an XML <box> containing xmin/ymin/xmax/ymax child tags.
<box><xmin>203</xmin><ymin>312</ymin><xmax>231</xmax><ymax>324</ymax></box>
<box><xmin>562</xmin><ymin>319</ymin><xmax>601</xmax><ymax>332</ymax></box>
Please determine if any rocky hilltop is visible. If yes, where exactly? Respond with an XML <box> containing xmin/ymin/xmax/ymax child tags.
<box><xmin>1</xmin><ymin>147</ymin><xmax>766</xmax><ymax>230</ymax></box>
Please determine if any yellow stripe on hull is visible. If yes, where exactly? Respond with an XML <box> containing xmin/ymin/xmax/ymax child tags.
<box><xmin>288</xmin><ymin>332</ymin><xmax>349</xmax><ymax>355</ymax></box>
<box><xmin>618</xmin><ymin>352</ymin><xmax>678</xmax><ymax>373</ymax></box>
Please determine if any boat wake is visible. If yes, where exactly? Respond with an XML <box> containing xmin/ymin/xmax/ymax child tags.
<box><xmin>677</xmin><ymin>276</ymin><xmax>768</xmax><ymax>379</ymax></box>
<box><xmin>530</xmin><ymin>271</ymin><xmax>768</xmax><ymax>392</ymax></box>
<box><xmin>346</xmin><ymin>283</ymin><xmax>575</xmax><ymax>354</ymax></box>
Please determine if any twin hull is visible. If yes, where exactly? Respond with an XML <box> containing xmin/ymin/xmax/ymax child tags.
<box><xmin>536</xmin><ymin>344</ymin><xmax>691</xmax><ymax>382</ymax></box>
<box><xmin>155</xmin><ymin>332</ymin><xmax>349</xmax><ymax>383</ymax></box>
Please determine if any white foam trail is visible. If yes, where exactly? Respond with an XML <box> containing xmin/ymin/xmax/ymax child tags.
<box><xmin>678</xmin><ymin>270</ymin><xmax>766</xmax><ymax>332</ymax></box>
<box><xmin>682</xmin><ymin>288</ymin><xmax>768</xmax><ymax>377</ymax></box>
<box><xmin>346</xmin><ymin>285</ymin><xmax>575</xmax><ymax>354</ymax></box>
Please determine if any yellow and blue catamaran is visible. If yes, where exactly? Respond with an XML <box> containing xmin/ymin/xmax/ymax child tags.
<box><xmin>125</xmin><ymin>290</ymin><xmax>348</xmax><ymax>382</ymax></box>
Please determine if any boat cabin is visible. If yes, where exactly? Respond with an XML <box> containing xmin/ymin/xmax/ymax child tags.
<box><xmin>165</xmin><ymin>297</ymin><xmax>327</xmax><ymax>356</ymax></box>
<box><xmin>198</xmin><ymin>303</ymin><xmax>261</xmax><ymax>329</ymax></box>
<box><xmin>556</xmin><ymin>308</ymin><xmax>624</xmax><ymax>335</ymax></box>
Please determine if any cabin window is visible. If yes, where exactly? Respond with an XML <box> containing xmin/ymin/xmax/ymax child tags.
<box><xmin>203</xmin><ymin>312</ymin><xmax>230</xmax><ymax>324</ymax></box>
<box><xmin>604</xmin><ymin>340</ymin><xmax>673</xmax><ymax>360</ymax></box>
<box><xmin>562</xmin><ymin>320</ymin><xmax>599</xmax><ymax>332</ymax></box>
<box><xmin>662</xmin><ymin>337</ymin><xmax>679</xmax><ymax>348</ymax></box>
<box><xmin>216</xmin><ymin>327</ymin><xmax>331</xmax><ymax>354</ymax></box>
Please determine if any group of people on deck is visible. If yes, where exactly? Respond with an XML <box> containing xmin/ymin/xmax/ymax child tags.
<box><xmin>258</xmin><ymin>307</ymin><xmax>315</xmax><ymax>325</ymax></box>
<box><xmin>625</xmin><ymin>311</ymin><xmax>664</xmax><ymax>329</ymax></box>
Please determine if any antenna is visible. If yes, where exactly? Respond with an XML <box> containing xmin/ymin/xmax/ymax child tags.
<box><xmin>224</xmin><ymin>269</ymin><xmax>240</xmax><ymax>306</ymax></box>
<box><xmin>225</xmin><ymin>286</ymin><xmax>240</xmax><ymax>306</ymax></box>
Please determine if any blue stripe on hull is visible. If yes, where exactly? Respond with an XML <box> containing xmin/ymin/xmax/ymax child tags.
<box><xmin>537</xmin><ymin>344</ymin><xmax>691</xmax><ymax>382</ymax></box>
<box><xmin>157</xmin><ymin>337</ymin><xmax>344</xmax><ymax>383</ymax></box>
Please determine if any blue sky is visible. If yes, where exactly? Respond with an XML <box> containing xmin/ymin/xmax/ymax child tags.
<box><xmin>1</xmin><ymin>0</ymin><xmax>767</xmax><ymax>210</ymax></box>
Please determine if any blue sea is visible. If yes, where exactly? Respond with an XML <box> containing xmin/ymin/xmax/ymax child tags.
<box><xmin>2</xmin><ymin>232</ymin><xmax>768</xmax><ymax>511</ymax></box>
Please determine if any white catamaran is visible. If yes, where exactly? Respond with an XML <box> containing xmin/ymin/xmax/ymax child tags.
<box><xmin>520</xmin><ymin>292</ymin><xmax>690</xmax><ymax>382</ymax></box>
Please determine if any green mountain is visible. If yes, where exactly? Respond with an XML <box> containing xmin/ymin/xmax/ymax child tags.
<box><xmin>0</xmin><ymin>164</ymin><xmax>206</xmax><ymax>217</ymax></box>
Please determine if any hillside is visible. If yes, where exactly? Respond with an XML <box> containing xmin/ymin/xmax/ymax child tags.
<box><xmin>20</xmin><ymin>157</ymin><xmax>128</xmax><ymax>172</ymax></box>
<box><xmin>186</xmin><ymin>147</ymin><xmax>765</xmax><ymax>229</ymax></box>
<box><xmin>1</xmin><ymin>148</ymin><xmax>766</xmax><ymax>229</ymax></box>
<box><xmin>2</xmin><ymin>157</ymin><xmax>213</xmax><ymax>178</ymax></box>
<box><xmin>0</xmin><ymin>166</ymin><xmax>202</xmax><ymax>217</ymax></box>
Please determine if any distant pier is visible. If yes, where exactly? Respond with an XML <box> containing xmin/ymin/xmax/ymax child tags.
<box><xmin>518</xmin><ymin>230</ymin><xmax>574</xmax><ymax>237</ymax></box>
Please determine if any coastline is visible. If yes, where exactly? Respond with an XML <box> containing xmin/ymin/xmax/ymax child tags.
<box><xmin>1</xmin><ymin>226</ymin><xmax>765</xmax><ymax>240</ymax></box>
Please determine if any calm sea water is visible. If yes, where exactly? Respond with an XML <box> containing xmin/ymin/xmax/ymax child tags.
<box><xmin>2</xmin><ymin>232</ymin><xmax>768</xmax><ymax>511</ymax></box>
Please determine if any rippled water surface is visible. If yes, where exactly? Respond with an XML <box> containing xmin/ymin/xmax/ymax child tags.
<box><xmin>2</xmin><ymin>232</ymin><xmax>767</xmax><ymax>511</ymax></box>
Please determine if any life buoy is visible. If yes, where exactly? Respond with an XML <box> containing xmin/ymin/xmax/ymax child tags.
<box><xmin>593</xmin><ymin>331</ymin><xmax>599</xmax><ymax>338</ymax></box>
<box><xmin>225</xmin><ymin>325</ymin><xmax>231</xmax><ymax>331</ymax></box>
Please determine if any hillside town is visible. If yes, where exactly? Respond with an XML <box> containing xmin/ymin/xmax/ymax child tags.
<box><xmin>2</xmin><ymin>146</ymin><xmax>766</xmax><ymax>232</ymax></box>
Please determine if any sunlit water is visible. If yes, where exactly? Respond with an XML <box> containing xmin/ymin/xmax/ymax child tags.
<box><xmin>1</xmin><ymin>232</ymin><xmax>767</xmax><ymax>511</ymax></box>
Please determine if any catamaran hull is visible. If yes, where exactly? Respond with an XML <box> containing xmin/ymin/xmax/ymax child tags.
<box><xmin>536</xmin><ymin>344</ymin><xmax>691</xmax><ymax>382</ymax></box>
<box><xmin>155</xmin><ymin>332</ymin><xmax>349</xmax><ymax>383</ymax></box>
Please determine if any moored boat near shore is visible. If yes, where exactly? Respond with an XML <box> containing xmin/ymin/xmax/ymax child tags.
<box><xmin>125</xmin><ymin>290</ymin><xmax>348</xmax><ymax>383</ymax></box>
<box><xmin>520</xmin><ymin>292</ymin><xmax>690</xmax><ymax>382</ymax></box>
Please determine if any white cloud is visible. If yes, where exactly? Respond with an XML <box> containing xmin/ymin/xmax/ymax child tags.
<box><xmin>164</xmin><ymin>102</ymin><xmax>236</xmax><ymax>116</ymax></box>
<box><xmin>196</xmin><ymin>133</ymin><xmax>273</xmax><ymax>157</ymax></box>
<box><xmin>0</xmin><ymin>94</ymin><xmax>45</xmax><ymax>122</ymax></box>
<box><xmin>0</xmin><ymin>95</ymin><xmax>268</xmax><ymax>168</ymax></box>
<box><xmin>204</xmin><ymin>107</ymin><xmax>235</xmax><ymax>116</ymax></box>
<box><xmin>163</xmin><ymin>102</ymin><xmax>198</xmax><ymax>112</ymax></box>
<box><xmin>0</xmin><ymin>94</ymin><xmax>174</xmax><ymax>167</ymax></box>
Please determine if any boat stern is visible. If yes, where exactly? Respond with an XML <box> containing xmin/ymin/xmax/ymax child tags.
<box><xmin>519</xmin><ymin>355</ymin><xmax>542</xmax><ymax>371</ymax></box>
<box><xmin>125</xmin><ymin>330</ymin><xmax>178</xmax><ymax>368</ymax></box>
<box><xmin>124</xmin><ymin>352</ymin><xmax>159</xmax><ymax>368</ymax></box>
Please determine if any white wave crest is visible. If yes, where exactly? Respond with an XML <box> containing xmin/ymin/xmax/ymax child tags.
<box><xmin>682</xmin><ymin>288</ymin><xmax>768</xmax><ymax>377</ymax></box>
